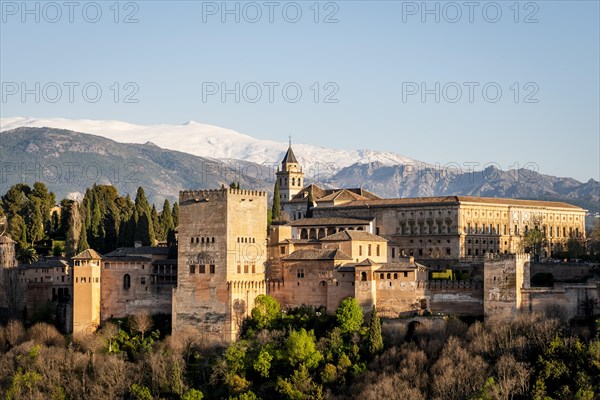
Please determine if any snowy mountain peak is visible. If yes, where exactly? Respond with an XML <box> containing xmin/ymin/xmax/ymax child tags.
<box><xmin>0</xmin><ymin>117</ymin><xmax>422</xmax><ymax>175</ymax></box>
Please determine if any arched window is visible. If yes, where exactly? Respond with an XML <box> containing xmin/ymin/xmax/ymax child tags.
<box><xmin>300</xmin><ymin>229</ymin><xmax>308</xmax><ymax>239</ymax></box>
<box><xmin>360</xmin><ymin>272</ymin><xmax>367</xmax><ymax>281</ymax></box>
<box><xmin>292</xmin><ymin>177</ymin><xmax>295</xmax><ymax>186</ymax></box>
<box><xmin>212</xmin><ymin>237</ymin><xmax>215</xmax><ymax>243</ymax></box>
<box><xmin>123</xmin><ymin>274</ymin><xmax>131</xmax><ymax>289</ymax></box>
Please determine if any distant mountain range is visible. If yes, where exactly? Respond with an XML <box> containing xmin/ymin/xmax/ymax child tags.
<box><xmin>0</xmin><ymin>119</ymin><xmax>598</xmax><ymax>222</ymax></box>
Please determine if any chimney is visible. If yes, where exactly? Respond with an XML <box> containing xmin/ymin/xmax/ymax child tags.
<box><xmin>134</xmin><ymin>241</ymin><xmax>142</xmax><ymax>248</ymax></box>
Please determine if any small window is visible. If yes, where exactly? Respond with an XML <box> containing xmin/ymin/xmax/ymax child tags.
<box><xmin>380</xmin><ymin>273</ymin><xmax>384</xmax><ymax>279</ymax></box>
<box><xmin>123</xmin><ymin>274</ymin><xmax>131</xmax><ymax>289</ymax></box>
<box><xmin>237</xmin><ymin>265</ymin><xmax>241</xmax><ymax>274</ymax></box>
<box><xmin>244</xmin><ymin>264</ymin><xmax>249</xmax><ymax>273</ymax></box>
<box><xmin>199</xmin><ymin>265</ymin><xmax>206</xmax><ymax>274</ymax></box>
<box><xmin>360</xmin><ymin>271</ymin><xmax>367</xmax><ymax>281</ymax></box>
<box><xmin>280</xmin><ymin>246</ymin><xmax>286</xmax><ymax>255</ymax></box>
<box><xmin>297</xmin><ymin>269</ymin><xmax>305</xmax><ymax>278</ymax></box>
<box><xmin>210</xmin><ymin>265</ymin><xmax>215</xmax><ymax>274</ymax></box>
<box><xmin>189</xmin><ymin>265</ymin><xmax>196</xmax><ymax>274</ymax></box>
<box><xmin>403</xmin><ymin>272</ymin><xmax>408</xmax><ymax>278</ymax></box>
<box><xmin>141</xmin><ymin>277</ymin><xmax>146</xmax><ymax>285</ymax></box>
<box><xmin>376</xmin><ymin>245</ymin><xmax>380</xmax><ymax>256</ymax></box>
<box><xmin>252</xmin><ymin>265</ymin><xmax>256</xmax><ymax>273</ymax></box>
<box><xmin>393</xmin><ymin>273</ymin><xmax>398</xmax><ymax>279</ymax></box>
<box><xmin>368</xmin><ymin>244</ymin><xmax>372</xmax><ymax>256</ymax></box>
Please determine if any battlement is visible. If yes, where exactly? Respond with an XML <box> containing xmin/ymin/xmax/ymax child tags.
<box><xmin>179</xmin><ymin>188</ymin><xmax>267</xmax><ymax>203</ymax></box>
<box><xmin>484</xmin><ymin>253</ymin><xmax>531</xmax><ymax>263</ymax></box>
<box><xmin>425</xmin><ymin>280</ymin><xmax>483</xmax><ymax>290</ymax></box>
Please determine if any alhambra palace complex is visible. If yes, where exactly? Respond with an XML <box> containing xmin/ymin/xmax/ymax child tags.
<box><xmin>0</xmin><ymin>146</ymin><xmax>597</xmax><ymax>341</ymax></box>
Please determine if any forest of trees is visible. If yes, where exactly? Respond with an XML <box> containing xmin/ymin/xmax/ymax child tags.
<box><xmin>0</xmin><ymin>183</ymin><xmax>179</xmax><ymax>263</ymax></box>
<box><xmin>0</xmin><ymin>296</ymin><xmax>599</xmax><ymax>399</ymax></box>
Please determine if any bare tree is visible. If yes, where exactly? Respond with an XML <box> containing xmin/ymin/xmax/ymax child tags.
<box><xmin>131</xmin><ymin>312</ymin><xmax>153</xmax><ymax>340</ymax></box>
<box><xmin>99</xmin><ymin>321</ymin><xmax>119</xmax><ymax>352</ymax></box>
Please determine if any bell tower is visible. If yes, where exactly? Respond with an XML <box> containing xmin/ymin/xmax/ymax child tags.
<box><xmin>276</xmin><ymin>139</ymin><xmax>304</xmax><ymax>203</ymax></box>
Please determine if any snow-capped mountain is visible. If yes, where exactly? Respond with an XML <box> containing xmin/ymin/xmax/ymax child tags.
<box><xmin>0</xmin><ymin>117</ymin><xmax>423</xmax><ymax>176</ymax></box>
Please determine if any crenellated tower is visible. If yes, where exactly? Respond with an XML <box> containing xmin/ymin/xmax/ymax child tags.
<box><xmin>173</xmin><ymin>188</ymin><xmax>268</xmax><ymax>343</ymax></box>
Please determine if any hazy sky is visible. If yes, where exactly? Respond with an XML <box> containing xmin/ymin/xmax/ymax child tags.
<box><xmin>1</xmin><ymin>0</ymin><xmax>598</xmax><ymax>182</ymax></box>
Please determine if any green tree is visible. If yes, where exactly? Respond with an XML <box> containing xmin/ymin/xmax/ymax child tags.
<box><xmin>285</xmin><ymin>329</ymin><xmax>323</xmax><ymax>369</ymax></box>
<box><xmin>251</xmin><ymin>294</ymin><xmax>280</xmax><ymax>329</ymax></box>
<box><xmin>306</xmin><ymin>189</ymin><xmax>315</xmax><ymax>218</ymax></box>
<box><xmin>168</xmin><ymin>359</ymin><xmax>183</xmax><ymax>396</ymax></box>
<box><xmin>160</xmin><ymin>199</ymin><xmax>174</xmax><ymax>239</ymax></box>
<box><xmin>172</xmin><ymin>202</ymin><xmax>179</xmax><ymax>228</ymax></box>
<box><xmin>253</xmin><ymin>349</ymin><xmax>273</xmax><ymax>378</ymax></box>
<box><xmin>90</xmin><ymin>201</ymin><xmax>104</xmax><ymax>251</ymax></box>
<box><xmin>272</xmin><ymin>180</ymin><xmax>280</xmax><ymax>221</ymax></box>
<box><xmin>130</xmin><ymin>383</ymin><xmax>153</xmax><ymax>400</ymax></box>
<box><xmin>78</xmin><ymin>225</ymin><xmax>89</xmax><ymax>253</ymax></box>
<box><xmin>521</xmin><ymin>228</ymin><xmax>546</xmax><ymax>260</ymax></box>
<box><xmin>182</xmin><ymin>389</ymin><xmax>205</xmax><ymax>400</ymax></box>
<box><xmin>151</xmin><ymin>204</ymin><xmax>162</xmax><ymax>241</ymax></box>
<box><xmin>276</xmin><ymin>364</ymin><xmax>324</xmax><ymax>400</ymax></box>
<box><xmin>335</xmin><ymin>298</ymin><xmax>363</xmax><ymax>334</ymax></box>
<box><xmin>366</xmin><ymin>305</ymin><xmax>383</xmax><ymax>356</ymax></box>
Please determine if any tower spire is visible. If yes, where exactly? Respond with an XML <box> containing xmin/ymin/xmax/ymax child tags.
<box><xmin>289</xmin><ymin>135</ymin><xmax>292</xmax><ymax>147</ymax></box>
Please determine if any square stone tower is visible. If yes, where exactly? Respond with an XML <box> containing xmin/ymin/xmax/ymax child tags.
<box><xmin>72</xmin><ymin>249</ymin><xmax>102</xmax><ymax>335</ymax></box>
<box><xmin>173</xmin><ymin>188</ymin><xmax>268</xmax><ymax>343</ymax></box>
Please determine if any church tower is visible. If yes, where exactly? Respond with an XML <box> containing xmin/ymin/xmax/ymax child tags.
<box><xmin>276</xmin><ymin>142</ymin><xmax>304</xmax><ymax>203</ymax></box>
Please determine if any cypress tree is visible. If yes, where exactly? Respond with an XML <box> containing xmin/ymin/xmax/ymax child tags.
<box><xmin>160</xmin><ymin>200</ymin><xmax>174</xmax><ymax>229</ymax></box>
<box><xmin>78</xmin><ymin>225</ymin><xmax>89</xmax><ymax>253</ymax></box>
<box><xmin>90</xmin><ymin>201</ymin><xmax>103</xmax><ymax>251</ymax></box>
<box><xmin>151</xmin><ymin>204</ymin><xmax>162</xmax><ymax>241</ymax></box>
<box><xmin>272</xmin><ymin>180</ymin><xmax>281</xmax><ymax>221</ymax></box>
<box><xmin>367</xmin><ymin>305</ymin><xmax>383</xmax><ymax>356</ymax></box>
<box><xmin>306</xmin><ymin>188</ymin><xmax>315</xmax><ymax>218</ymax></box>
<box><xmin>172</xmin><ymin>203</ymin><xmax>179</xmax><ymax>228</ymax></box>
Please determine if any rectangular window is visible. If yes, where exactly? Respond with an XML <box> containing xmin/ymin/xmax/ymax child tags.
<box><xmin>237</xmin><ymin>265</ymin><xmax>241</xmax><ymax>274</ymax></box>
<box><xmin>403</xmin><ymin>272</ymin><xmax>408</xmax><ymax>278</ymax></box>
<box><xmin>446</xmin><ymin>248</ymin><xmax>451</xmax><ymax>255</ymax></box>
<box><xmin>359</xmin><ymin>246</ymin><xmax>362</xmax><ymax>256</ymax></box>
<box><xmin>391</xmin><ymin>247</ymin><xmax>396</xmax><ymax>258</ymax></box>
<box><xmin>189</xmin><ymin>265</ymin><xmax>195</xmax><ymax>274</ymax></box>
<box><xmin>252</xmin><ymin>265</ymin><xmax>256</xmax><ymax>273</ymax></box>
<box><xmin>199</xmin><ymin>265</ymin><xmax>206</xmax><ymax>274</ymax></box>
<box><xmin>244</xmin><ymin>264</ymin><xmax>249</xmax><ymax>273</ymax></box>
<box><xmin>297</xmin><ymin>269</ymin><xmax>305</xmax><ymax>278</ymax></box>
<box><xmin>376</xmin><ymin>245</ymin><xmax>380</xmax><ymax>256</ymax></box>
<box><xmin>368</xmin><ymin>244</ymin><xmax>372</xmax><ymax>256</ymax></box>
<box><xmin>141</xmin><ymin>277</ymin><xmax>146</xmax><ymax>285</ymax></box>
<box><xmin>209</xmin><ymin>265</ymin><xmax>215</xmax><ymax>274</ymax></box>
<box><xmin>280</xmin><ymin>246</ymin><xmax>285</xmax><ymax>255</ymax></box>
<box><xmin>418</xmin><ymin>249</ymin><xmax>423</xmax><ymax>256</ymax></box>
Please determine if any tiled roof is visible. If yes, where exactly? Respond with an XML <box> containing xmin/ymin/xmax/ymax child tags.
<box><xmin>289</xmin><ymin>186</ymin><xmax>382</xmax><ymax>203</ymax></box>
<box><xmin>19</xmin><ymin>259</ymin><xmax>69</xmax><ymax>269</ymax></box>
<box><xmin>318</xmin><ymin>190</ymin><xmax>371</xmax><ymax>202</ymax></box>
<box><xmin>287</xmin><ymin>217</ymin><xmax>372</xmax><ymax>227</ymax></box>
<box><xmin>321</xmin><ymin>230</ymin><xmax>387</xmax><ymax>242</ymax></box>
<box><xmin>72</xmin><ymin>249</ymin><xmax>103</xmax><ymax>260</ymax></box>
<box><xmin>103</xmin><ymin>256</ymin><xmax>152</xmax><ymax>263</ymax></box>
<box><xmin>356</xmin><ymin>258</ymin><xmax>377</xmax><ymax>266</ymax></box>
<box><xmin>104</xmin><ymin>246</ymin><xmax>170</xmax><ymax>257</ymax></box>
<box><xmin>282</xmin><ymin>146</ymin><xmax>298</xmax><ymax>164</ymax></box>
<box><xmin>336</xmin><ymin>265</ymin><xmax>355</xmax><ymax>272</ymax></box>
<box><xmin>284</xmin><ymin>248</ymin><xmax>353</xmax><ymax>261</ymax></box>
<box><xmin>376</xmin><ymin>260</ymin><xmax>428</xmax><ymax>271</ymax></box>
<box><xmin>317</xmin><ymin>195</ymin><xmax>583</xmax><ymax>210</ymax></box>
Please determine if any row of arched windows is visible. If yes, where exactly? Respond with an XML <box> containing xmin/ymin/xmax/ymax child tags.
<box><xmin>299</xmin><ymin>226</ymin><xmax>364</xmax><ymax>239</ymax></box>
<box><xmin>237</xmin><ymin>237</ymin><xmax>255</xmax><ymax>243</ymax></box>
<box><xmin>191</xmin><ymin>237</ymin><xmax>215</xmax><ymax>244</ymax></box>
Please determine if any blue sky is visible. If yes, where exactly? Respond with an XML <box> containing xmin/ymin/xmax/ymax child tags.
<box><xmin>1</xmin><ymin>0</ymin><xmax>599</xmax><ymax>182</ymax></box>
